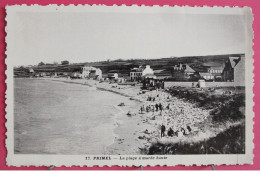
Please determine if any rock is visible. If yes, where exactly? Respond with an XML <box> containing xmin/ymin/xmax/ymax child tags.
<box><xmin>144</xmin><ymin>129</ymin><xmax>149</xmax><ymax>134</ymax></box>
<box><xmin>138</xmin><ymin>136</ymin><xmax>145</xmax><ymax>139</ymax></box>
<box><xmin>118</xmin><ymin>102</ymin><xmax>125</xmax><ymax>106</ymax></box>
<box><xmin>126</xmin><ymin>111</ymin><xmax>132</xmax><ymax>116</ymax></box>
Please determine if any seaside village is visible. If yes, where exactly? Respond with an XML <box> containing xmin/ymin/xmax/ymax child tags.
<box><xmin>14</xmin><ymin>54</ymin><xmax>245</xmax><ymax>146</ymax></box>
<box><xmin>14</xmin><ymin>54</ymin><xmax>245</xmax><ymax>88</ymax></box>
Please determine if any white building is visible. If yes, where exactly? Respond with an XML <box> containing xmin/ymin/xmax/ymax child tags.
<box><xmin>199</xmin><ymin>72</ymin><xmax>214</xmax><ymax>80</ymax></box>
<box><xmin>29</xmin><ymin>68</ymin><xmax>34</xmax><ymax>73</ymax></box>
<box><xmin>141</xmin><ymin>65</ymin><xmax>157</xmax><ymax>79</ymax></box>
<box><xmin>142</xmin><ymin>65</ymin><xmax>155</xmax><ymax>77</ymax></box>
<box><xmin>130</xmin><ymin>66</ymin><xmax>144</xmax><ymax>81</ymax></box>
<box><xmin>81</xmin><ymin>66</ymin><xmax>102</xmax><ymax>80</ymax></box>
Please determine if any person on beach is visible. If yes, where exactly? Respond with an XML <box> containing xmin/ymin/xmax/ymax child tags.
<box><xmin>140</xmin><ymin>106</ymin><xmax>144</xmax><ymax>114</ymax></box>
<box><xmin>161</xmin><ymin>124</ymin><xmax>166</xmax><ymax>137</ymax></box>
<box><xmin>159</xmin><ymin>103</ymin><xmax>163</xmax><ymax>111</ymax></box>
<box><xmin>155</xmin><ymin>103</ymin><xmax>159</xmax><ymax>111</ymax></box>
<box><xmin>187</xmin><ymin>125</ymin><xmax>192</xmax><ymax>132</ymax></box>
<box><xmin>167</xmin><ymin>127</ymin><xmax>174</xmax><ymax>137</ymax></box>
<box><xmin>166</xmin><ymin>103</ymin><xmax>170</xmax><ymax>110</ymax></box>
<box><xmin>146</xmin><ymin>106</ymin><xmax>149</xmax><ymax>112</ymax></box>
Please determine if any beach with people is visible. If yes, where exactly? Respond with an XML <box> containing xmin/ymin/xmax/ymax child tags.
<box><xmin>14</xmin><ymin>77</ymin><xmax>245</xmax><ymax>155</ymax></box>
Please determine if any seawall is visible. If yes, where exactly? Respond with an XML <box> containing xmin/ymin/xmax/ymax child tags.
<box><xmin>164</xmin><ymin>81</ymin><xmax>245</xmax><ymax>88</ymax></box>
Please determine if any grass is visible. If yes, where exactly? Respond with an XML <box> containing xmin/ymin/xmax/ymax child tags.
<box><xmin>141</xmin><ymin>124</ymin><xmax>245</xmax><ymax>155</ymax></box>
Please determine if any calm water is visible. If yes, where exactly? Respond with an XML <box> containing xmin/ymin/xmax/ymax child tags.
<box><xmin>14</xmin><ymin>78</ymin><xmax>131</xmax><ymax>154</ymax></box>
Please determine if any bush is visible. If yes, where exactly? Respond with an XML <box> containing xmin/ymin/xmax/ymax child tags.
<box><xmin>144</xmin><ymin>124</ymin><xmax>245</xmax><ymax>155</ymax></box>
<box><xmin>211</xmin><ymin>94</ymin><xmax>245</xmax><ymax>123</ymax></box>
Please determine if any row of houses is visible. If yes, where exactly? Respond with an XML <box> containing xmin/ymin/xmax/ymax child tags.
<box><xmin>198</xmin><ymin>56</ymin><xmax>245</xmax><ymax>83</ymax></box>
<box><xmin>129</xmin><ymin>55</ymin><xmax>245</xmax><ymax>84</ymax></box>
<box><xmin>14</xmin><ymin>55</ymin><xmax>245</xmax><ymax>87</ymax></box>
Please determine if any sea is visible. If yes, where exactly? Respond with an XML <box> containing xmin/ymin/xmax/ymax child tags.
<box><xmin>14</xmin><ymin>78</ymin><xmax>134</xmax><ymax>154</ymax></box>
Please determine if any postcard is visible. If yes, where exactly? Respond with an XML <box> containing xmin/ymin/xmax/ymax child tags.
<box><xmin>5</xmin><ymin>5</ymin><xmax>254</xmax><ymax>166</ymax></box>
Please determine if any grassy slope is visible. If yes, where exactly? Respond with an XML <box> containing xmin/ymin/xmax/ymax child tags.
<box><xmin>144</xmin><ymin>124</ymin><xmax>245</xmax><ymax>155</ymax></box>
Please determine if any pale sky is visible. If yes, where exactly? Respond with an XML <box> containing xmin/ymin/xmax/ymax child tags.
<box><xmin>9</xmin><ymin>9</ymin><xmax>246</xmax><ymax>66</ymax></box>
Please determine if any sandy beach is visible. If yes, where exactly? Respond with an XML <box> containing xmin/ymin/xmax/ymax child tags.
<box><xmin>14</xmin><ymin>77</ymin><xmax>245</xmax><ymax>155</ymax></box>
<box><xmin>46</xmin><ymin>78</ymin><xmax>151</xmax><ymax>154</ymax></box>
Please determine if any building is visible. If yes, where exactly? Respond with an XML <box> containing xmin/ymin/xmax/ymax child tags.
<box><xmin>173</xmin><ymin>63</ymin><xmax>195</xmax><ymax>74</ymax></box>
<box><xmin>154</xmin><ymin>70</ymin><xmax>172</xmax><ymax>80</ymax></box>
<box><xmin>70</xmin><ymin>72</ymin><xmax>82</xmax><ymax>79</ymax></box>
<box><xmin>172</xmin><ymin>63</ymin><xmax>196</xmax><ymax>81</ymax></box>
<box><xmin>13</xmin><ymin>67</ymin><xmax>32</xmax><ymax>78</ymax></box>
<box><xmin>130</xmin><ymin>66</ymin><xmax>144</xmax><ymax>82</ymax></box>
<box><xmin>107</xmin><ymin>73</ymin><xmax>119</xmax><ymax>82</ymax></box>
<box><xmin>142</xmin><ymin>65</ymin><xmax>156</xmax><ymax>79</ymax></box>
<box><xmin>199</xmin><ymin>72</ymin><xmax>214</xmax><ymax>80</ymax></box>
<box><xmin>207</xmin><ymin>66</ymin><xmax>224</xmax><ymax>81</ymax></box>
<box><xmin>117</xmin><ymin>77</ymin><xmax>127</xmax><ymax>83</ymax></box>
<box><xmin>29</xmin><ymin>68</ymin><xmax>34</xmax><ymax>73</ymax></box>
<box><xmin>208</xmin><ymin>66</ymin><xmax>224</xmax><ymax>74</ymax></box>
<box><xmin>222</xmin><ymin>55</ymin><xmax>245</xmax><ymax>86</ymax></box>
<box><xmin>81</xmin><ymin>66</ymin><xmax>102</xmax><ymax>80</ymax></box>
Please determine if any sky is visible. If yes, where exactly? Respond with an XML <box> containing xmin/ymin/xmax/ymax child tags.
<box><xmin>8</xmin><ymin>8</ymin><xmax>247</xmax><ymax>66</ymax></box>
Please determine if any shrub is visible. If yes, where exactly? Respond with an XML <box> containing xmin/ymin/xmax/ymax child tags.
<box><xmin>144</xmin><ymin>124</ymin><xmax>245</xmax><ymax>155</ymax></box>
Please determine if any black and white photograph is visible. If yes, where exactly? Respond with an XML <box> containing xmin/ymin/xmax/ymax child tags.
<box><xmin>5</xmin><ymin>5</ymin><xmax>254</xmax><ymax>166</ymax></box>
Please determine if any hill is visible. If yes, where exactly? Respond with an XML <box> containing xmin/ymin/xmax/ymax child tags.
<box><xmin>14</xmin><ymin>54</ymin><xmax>245</xmax><ymax>77</ymax></box>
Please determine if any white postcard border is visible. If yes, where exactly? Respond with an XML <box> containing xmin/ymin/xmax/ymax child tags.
<box><xmin>5</xmin><ymin>5</ymin><xmax>255</xmax><ymax>167</ymax></box>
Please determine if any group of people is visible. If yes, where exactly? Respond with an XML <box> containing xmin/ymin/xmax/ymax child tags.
<box><xmin>138</xmin><ymin>90</ymin><xmax>210</xmax><ymax>139</ymax></box>
<box><xmin>161</xmin><ymin>124</ymin><xmax>192</xmax><ymax>138</ymax></box>
<box><xmin>139</xmin><ymin>102</ymin><xmax>164</xmax><ymax>113</ymax></box>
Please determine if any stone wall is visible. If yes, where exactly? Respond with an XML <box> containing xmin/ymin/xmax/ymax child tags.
<box><xmin>164</xmin><ymin>81</ymin><xmax>245</xmax><ymax>88</ymax></box>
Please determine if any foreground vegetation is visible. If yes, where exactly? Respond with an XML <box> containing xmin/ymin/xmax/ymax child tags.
<box><xmin>143</xmin><ymin>124</ymin><xmax>245</xmax><ymax>154</ymax></box>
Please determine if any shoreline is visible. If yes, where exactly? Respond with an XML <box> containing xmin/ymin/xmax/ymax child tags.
<box><xmin>46</xmin><ymin>78</ymin><xmax>143</xmax><ymax>102</ymax></box>
<box><xmin>14</xmin><ymin>78</ymin><xmax>142</xmax><ymax>155</ymax></box>
<box><xmin>36</xmin><ymin>77</ymin><xmax>144</xmax><ymax>154</ymax></box>
<box><xmin>14</xmin><ymin>77</ymin><xmax>245</xmax><ymax>155</ymax></box>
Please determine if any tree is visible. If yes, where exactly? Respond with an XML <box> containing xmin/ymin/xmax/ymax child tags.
<box><xmin>38</xmin><ymin>62</ymin><xmax>45</xmax><ymax>66</ymax></box>
<box><xmin>61</xmin><ymin>60</ymin><xmax>69</xmax><ymax>65</ymax></box>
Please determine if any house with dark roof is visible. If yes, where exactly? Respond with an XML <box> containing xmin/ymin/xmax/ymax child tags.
<box><xmin>222</xmin><ymin>55</ymin><xmax>245</xmax><ymax>86</ymax></box>
<box><xmin>172</xmin><ymin>63</ymin><xmax>196</xmax><ymax>81</ymax></box>
<box><xmin>154</xmin><ymin>70</ymin><xmax>172</xmax><ymax>80</ymax></box>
